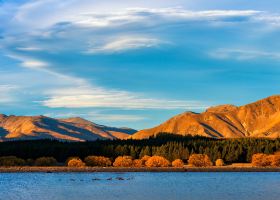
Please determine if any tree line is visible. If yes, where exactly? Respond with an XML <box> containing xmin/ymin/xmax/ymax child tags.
<box><xmin>1</xmin><ymin>133</ymin><xmax>280</xmax><ymax>163</ymax></box>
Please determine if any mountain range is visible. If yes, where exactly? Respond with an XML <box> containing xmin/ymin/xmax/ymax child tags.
<box><xmin>132</xmin><ymin>95</ymin><xmax>280</xmax><ymax>139</ymax></box>
<box><xmin>0</xmin><ymin>115</ymin><xmax>136</xmax><ymax>142</ymax></box>
<box><xmin>1</xmin><ymin>95</ymin><xmax>280</xmax><ymax>141</ymax></box>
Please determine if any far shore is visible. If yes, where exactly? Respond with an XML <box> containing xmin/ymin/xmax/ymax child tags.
<box><xmin>1</xmin><ymin>165</ymin><xmax>280</xmax><ymax>173</ymax></box>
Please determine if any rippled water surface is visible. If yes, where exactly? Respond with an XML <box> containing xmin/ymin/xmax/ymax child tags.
<box><xmin>1</xmin><ymin>172</ymin><xmax>280</xmax><ymax>200</ymax></box>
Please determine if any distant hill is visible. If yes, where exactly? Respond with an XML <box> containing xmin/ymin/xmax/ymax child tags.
<box><xmin>0</xmin><ymin>115</ymin><xmax>137</xmax><ymax>141</ymax></box>
<box><xmin>132</xmin><ymin>95</ymin><xmax>280</xmax><ymax>139</ymax></box>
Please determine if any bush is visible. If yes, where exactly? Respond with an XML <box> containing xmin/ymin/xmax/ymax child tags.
<box><xmin>132</xmin><ymin>159</ymin><xmax>143</xmax><ymax>167</ymax></box>
<box><xmin>251</xmin><ymin>153</ymin><xmax>272</xmax><ymax>167</ymax></box>
<box><xmin>113</xmin><ymin>156</ymin><xmax>133</xmax><ymax>167</ymax></box>
<box><xmin>141</xmin><ymin>155</ymin><xmax>151</xmax><ymax>162</ymax></box>
<box><xmin>84</xmin><ymin>156</ymin><xmax>112</xmax><ymax>167</ymax></box>
<box><xmin>188</xmin><ymin>154</ymin><xmax>212</xmax><ymax>167</ymax></box>
<box><xmin>67</xmin><ymin>158</ymin><xmax>85</xmax><ymax>167</ymax></box>
<box><xmin>215</xmin><ymin>159</ymin><xmax>225</xmax><ymax>166</ymax></box>
<box><xmin>133</xmin><ymin>155</ymin><xmax>151</xmax><ymax>167</ymax></box>
<box><xmin>145</xmin><ymin>156</ymin><xmax>170</xmax><ymax>167</ymax></box>
<box><xmin>270</xmin><ymin>154</ymin><xmax>280</xmax><ymax>167</ymax></box>
<box><xmin>35</xmin><ymin>157</ymin><xmax>57</xmax><ymax>166</ymax></box>
<box><xmin>172</xmin><ymin>159</ymin><xmax>184</xmax><ymax>167</ymax></box>
<box><xmin>0</xmin><ymin>156</ymin><xmax>25</xmax><ymax>166</ymax></box>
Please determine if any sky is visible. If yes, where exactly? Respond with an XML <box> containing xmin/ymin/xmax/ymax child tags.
<box><xmin>1</xmin><ymin>0</ymin><xmax>280</xmax><ymax>130</ymax></box>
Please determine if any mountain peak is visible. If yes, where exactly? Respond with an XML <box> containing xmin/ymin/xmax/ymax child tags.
<box><xmin>206</xmin><ymin>104</ymin><xmax>238</xmax><ymax>113</ymax></box>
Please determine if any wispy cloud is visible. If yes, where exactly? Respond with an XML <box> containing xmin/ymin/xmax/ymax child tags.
<box><xmin>85</xmin><ymin>36</ymin><xmax>161</xmax><ymax>54</ymax></box>
<box><xmin>0</xmin><ymin>84</ymin><xmax>19</xmax><ymax>104</ymax></box>
<box><xmin>6</xmin><ymin>54</ymin><xmax>49</xmax><ymax>69</ymax></box>
<box><xmin>45</xmin><ymin>111</ymin><xmax>146</xmax><ymax>122</ymax></box>
<box><xmin>42</xmin><ymin>85</ymin><xmax>207</xmax><ymax>110</ymax></box>
<box><xmin>16</xmin><ymin>46</ymin><xmax>43</xmax><ymax>51</ymax></box>
<box><xmin>209</xmin><ymin>48</ymin><xmax>280</xmax><ymax>61</ymax></box>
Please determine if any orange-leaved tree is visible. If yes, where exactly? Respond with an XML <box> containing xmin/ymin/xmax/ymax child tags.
<box><xmin>172</xmin><ymin>159</ymin><xmax>184</xmax><ymax>167</ymax></box>
<box><xmin>67</xmin><ymin>158</ymin><xmax>86</xmax><ymax>167</ymax></box>
<box><xmin>188</xmin><ymin>154</ymin><xmax>212</xmax><ymax>167</ymax></box>
<box><xmin>84</xmin><ymin>156</ymin><xmax>112</xmax><ymax>167</ymax></box>
<box><xmin>113</xmin><ymin>156</ymin><xmax>133</xmax><ymax>167</ymax></box>
<box><xmin>145</xmin><ymin>156</ymin><xmax>170</xmax><ymax>167</ymax></box>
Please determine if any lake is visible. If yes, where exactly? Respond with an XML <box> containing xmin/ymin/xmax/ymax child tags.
<box><xmin>0</xmin><ymin>172</ymin><xmax>280</xmax><ymax>200</ymax></box>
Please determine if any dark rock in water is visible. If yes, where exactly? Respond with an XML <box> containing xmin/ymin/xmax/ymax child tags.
<box><xmin>116</xmin><ymin>177</ymin><xmax>125</xmax><ymax>180</ymax></box>
<box><xmin>107</xmin><ymin>178</ymin><xmax>112</xmax><ymax>180</ymax></box>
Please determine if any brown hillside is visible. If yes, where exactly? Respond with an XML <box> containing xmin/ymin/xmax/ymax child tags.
<box><xmin>0</xmin><ymin>115</ymin><xmax>136</xmax><ymax>141</ymax></box>
<box><xmin>132</xmin><ymin>95</ymin><xmax>280</xmax><ymax>139</ymax></box>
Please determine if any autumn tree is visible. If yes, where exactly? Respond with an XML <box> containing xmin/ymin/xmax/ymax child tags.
<box><xmin>188</xmin><ymin>154</ymin><xmax>212</xmax><ymax>167</ymax></box>
<box><xmin>67</xmin><ymin>158</ymin><xmax>85</xmax><ymax>167</ymax></box>
<box><xmin>215</xmin><ymin>159</ymin><xmax>225</xmax><ymax>166</ymax></box>
<box><xmin>84</xmin><ymin>156</ymin><xmax>112</xmax><ymax>167</ymax></box>
<box><xmin>172</xmin><ymin>159</ymin><xmax>184</xmax><ymax>167</ymax></box>
<box><xmin>145</xmin><ymin>156</ymin><xmax>170</xmax><ymax>167</ymax></box>
<box><xmin>113</xmin><ymin>156</ymin><xmax>133</xmax><ymax>167</ymax></box>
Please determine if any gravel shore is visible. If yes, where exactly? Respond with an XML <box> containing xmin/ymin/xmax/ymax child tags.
<box><xmin>1</xmin><ymin>166</ymin><xmax>280</xmax><ymax>173</ymax></box>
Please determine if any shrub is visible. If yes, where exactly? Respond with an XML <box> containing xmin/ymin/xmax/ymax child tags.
<box><xmin>113</xmin><ymin>156</ymin><xmax>133</xmax><ymax>167</ymax></box>
<box><xmin>67</xmin><ymin>158</ymin><xmax>85</xmax><ymax>167</ymax></box>
<box><xmin>84</xmin><ymin>156</ymin><xmax>112</xmax><ymax>167</ymax></box>
<box><xmin>215</xmin><ymin>159</ymin><xmax>225</xmax><ymax>167</ymax></box>
<box><xmin>133</xmin><ymin>155</ymin><xmax>151</xmax><ymax>167</ymax></box>
<box><xmin>141</xmin><ymin>155</ymin><xmax>151</xmax><ymax>162</ymax></box>
<box><xmin>251</xmin><ymin>153</ymin><xmax>272</xmax><ymax>167</ymax></box>
<box><xmin>145</xmin><ymin>156</ymin><xmax>170</xmax><ymax>167</ymax></box>
<box><xmin>172</xmin><ymin>159</ymin><xmax>184</xmax><ymax>167</ymax></box>
<box><xmin>35</xmin><ymin>157</ymin><xmax>57</xmax><ymax>166</ymax></box>
<box><xmin>133</xmin><ymin>159</ymin><xmax>143</xmax><ymax>167</ymax></box>
<box><xmin>188</xmin><ymin>154</ymin><xmax>212</xmax><ymax>167</ymax></box>
<box><xmin>271</xmin><ymin>155</ymin><xmax>280</xmax><ymax>167</ymax></box>
<box><xmin>0</xmin><ymin>156</ymin><xmax>25</xmax><ymax>166</ymax></box>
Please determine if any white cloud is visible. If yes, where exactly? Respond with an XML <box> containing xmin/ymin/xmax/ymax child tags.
<box><xmin>86</xmin><ymin>36</ymin><xmax>161</xmax><ymax>53</ymax></box>
<box><xmin>0</xmin><ymin>85</ymin><xmax>19</xmax><ymax>104</ymax></box>
<box><xmin>209</xmin><ymin>48</ymin><xmax>280</xmax><ymax>60</ymax></box>
<box><xmin>6</xmin><ymin>54</ymin><xmax>49</xmax><ymax>69</ymax></box>
<box><xmin>45</xmin><ymin>111</ymin><xmax>146</xmax><ymax>122</ymax></box>
<box><xmin>16</xmin><ymin>46</ymin><xmax>43</xmax><ymax>51</ymax></box>
<box><xmin>42</xmin><ymin>85</ymin><xmax>207</xmax><ymax>110</ymax></box>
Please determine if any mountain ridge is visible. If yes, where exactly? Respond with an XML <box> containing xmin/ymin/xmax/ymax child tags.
<box><xmin>131</xmin><ymin>95</ymin><xmax>280</xmax><ymax>139</ymax></box>
<box><xmin>0</xmin><ymin>115</ymin><xmax>137</xmax><ymax>142</ymax></box>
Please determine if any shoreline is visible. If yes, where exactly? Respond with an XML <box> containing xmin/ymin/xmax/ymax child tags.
<box><xmin>1</xmin><ymin>166</ymin><xmax>280</xmax><ymax>173</ymax></box>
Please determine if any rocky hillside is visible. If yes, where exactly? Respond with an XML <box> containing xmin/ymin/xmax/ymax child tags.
<box><xmin>132</xmin><ymin>95</ymin><xmax>280</xmax><ymax>139</ymax></box>
<box><xmin>0</xmin><ymin>115</ymin><xmax>136</xmax><ymax>141</ymax></box>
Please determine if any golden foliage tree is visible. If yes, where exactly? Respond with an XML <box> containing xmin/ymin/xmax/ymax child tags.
<box><xmin>215</xmin><ymin>159</ymin><xmax>225</xmax><ymax>166</ymax></box>
<box><xmin>133</xmin><ymin>155</ymin><xmax>151</xmax><ymax>167</ymax></box>
<box><xmin>172</xmin><ymin>159</ymin><xmax>184</xmax><ymax>167</ymax></box>
<box><xmin>67</xmin><ymin>158</ymin><xmax>86</xmax><ymax>167</ymax></box>
<box><xmin>145</xmin><ymin>156</ymin><xmax>170</xmax><ymax>167</ymax></box>
<box><xmin>251</xmin><ymin>153</ymin><xmax>272</xmax><ymax>167</ymax></box>
<box><xmin>113</xmin><ymin>156</ymin><xmax>133</xmax><ymax>167</ymax></box>
<box><xmin>84</xmin><ymin>156</ymin><xmax>112</xmax><ymax>167</ymax></box>
<box><xmin>188</xmin><ymin>154</ymin><xmax>212</xmax><ymax>167</ymax></box>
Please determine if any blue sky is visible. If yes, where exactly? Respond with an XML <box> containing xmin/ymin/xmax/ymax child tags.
<box><xmin>1</xmin><ymin>0</ymin><xmax>280</xmax><ymax>129</ymax></box>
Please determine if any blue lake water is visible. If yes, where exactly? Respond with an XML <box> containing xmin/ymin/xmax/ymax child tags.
<box><xmin>0</xmin><ymin>172</ymin><xmax>280</xmax><ymax>200</ymax></box>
